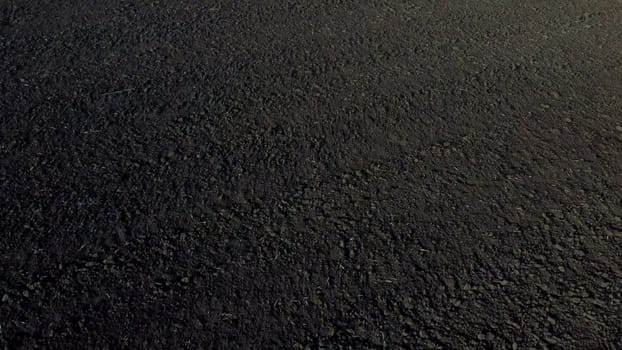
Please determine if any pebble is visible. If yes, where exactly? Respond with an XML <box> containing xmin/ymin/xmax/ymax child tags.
<box><xmin>310</xmin><ymin>294</ymin><xmax>321</xmax><ymax>305</ymax></box>
<box><xmin>402</xmin><ymin>296</ymin><xmax>414</xmax><ymax>310</ymax></box>
<box><xmin>115</xmin><ymin>226</ymin><xmax>127</xmax><ymax>242</ymax></box>
<box><xmin>544</xmin><ymin>336</ymin><xmax>558</xmax><ymax>344</ymax></box>
<box><xmin>193</xmin><ymin>319</ymin><xmax>203</xmax><ymax>329</ymax></box>
<box><xmin>404</xmin><ymin>318</ymin><xmax>416</xmax><ymax>330</ymax></box>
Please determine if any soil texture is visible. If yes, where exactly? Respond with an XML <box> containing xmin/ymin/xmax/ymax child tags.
<box><xmin>1</xmin><ymin>0</ymin><xmax>622</xmax><ymax>348</ymax></box>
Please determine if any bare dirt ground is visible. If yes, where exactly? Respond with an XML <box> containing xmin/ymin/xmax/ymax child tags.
<box><xmin>1</xmin><ymin>0</ymin><xmax>621</xmax><ymax>348</ymax></box>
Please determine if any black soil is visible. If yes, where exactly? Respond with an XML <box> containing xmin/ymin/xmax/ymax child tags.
<box><xmin>1</xmin><ymin>1</ymin><xmax>622</xmax><ymax>349</ymax></box>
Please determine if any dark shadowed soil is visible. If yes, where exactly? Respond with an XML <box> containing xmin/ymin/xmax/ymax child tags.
<box><xmin>1</xmin><ymin>0</ymin><xmax>622</xmax><ymax>348</ymax></box>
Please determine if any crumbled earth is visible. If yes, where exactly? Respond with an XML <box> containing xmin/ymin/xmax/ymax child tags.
<box><xmin>1</xmin><ymin>0</ymin><xmax>621</xmax><ymax>349</ymax></box>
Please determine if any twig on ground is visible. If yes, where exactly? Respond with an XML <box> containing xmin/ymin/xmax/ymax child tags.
<box><xmin>102</xmin><ymin>88</ymin><xmax>134</xmax><ymax>96</ymax></box>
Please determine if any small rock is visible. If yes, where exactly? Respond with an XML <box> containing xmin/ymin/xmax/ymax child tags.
<box><xmin>544</xmin><ymin>335</ymin><xmax>558</xmax><ymax>344</ymax></box>
<box><xmin>193</xmin><ymin>319</ymin><xmax>203</xmax><ymax>329</ymax></box>
<box><xmin>404</xmin><ymin>318</ymin><xmax>417</xmax><ymax>330</ymax></box>
<box><xmin>370</xmin><ymin>332</ymin><xmax>384</xmax><ymax>346</ymax></box>
<box><xmin>310</xmin><ymin>294</ymin><xmax>321</xmax><ymax>305</ymax></box>
<box><xmin>402</xmin><ymin>296</ymin><xmax>414</xmax><ymax>310</ymax></box>
<box><xmin>535</xmin><ymin>254</ymin><xmax>547</xmax><ymax>262</ymax></box>
<box><xmin>442</xmin><ymin>276</ymin><xmax>455</xmax><ymax>290</ymax></box>
<box><xmin>115</xmin><ymin>226</ymin><xmax>127</xmax><ymax>242</ymax></box>
<box><xmin>1</xmin><ymin>294</ymin><xmax>8</xmax><ymax>302</ymax></box>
